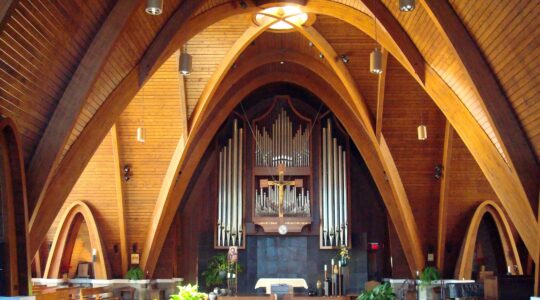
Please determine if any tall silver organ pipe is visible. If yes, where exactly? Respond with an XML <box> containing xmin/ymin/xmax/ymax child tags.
<box><xmin>321</xmin><ymin>118</ymin><xmax>349</xmax><ymax>247</ymax></box>
<box><xmin>217</xmin><ymin>119</ymin><xmax>244</xmax><ymax>247</ymax></box>
<box><xmin>254</xmin><ymin>109</ymin><xmax>310</xmax><ymax>167</ymax></box>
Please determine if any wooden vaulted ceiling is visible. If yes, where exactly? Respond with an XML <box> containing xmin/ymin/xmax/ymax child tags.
<box><xmin>0</xmin><ymin>0</ymin><xmax>538</xmax><ymax>277</ymax></box>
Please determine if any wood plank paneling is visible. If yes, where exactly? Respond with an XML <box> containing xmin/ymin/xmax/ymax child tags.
<box><xmin>382</xmin><ymin>55</ymin><xmax>446</xmax><ymax>251</ymax></box>
<box><xmin>0</xmin><ymin>0</ymin><xmax>112</xmax><ymax>161</ymax></box>
<box><xmin>116</xmin><ymin>53</ymin><xmax>183</xmax><ymax>256</ymax></box>
<box><xmin>448</xmin><ymin>1</ymin><xmax>540</xmax><ymax>159</ymax></box>
<box><xmin>185</xmin><ymin>14</ymin><xmax>250</xmax><ymax>118</ymax></box>
<box><xmin>443</xmin><ymin>134</ymin><xmax>500</xmax><ymax>277</ymax></box>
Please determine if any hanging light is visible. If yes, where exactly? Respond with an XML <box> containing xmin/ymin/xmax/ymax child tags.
<box><xmin>179</xmin><ymin>50</ymin><xmax>192</xmax><ymax>76</ymax></box>
<box><xmin>137</xmin><ymin>127</ymin><xmax>146</xmax><ymax>143</ymax></box>
<box><xmin>145</xmin><ymin>0</ymin><xmax>163</xmax><ymax>15</ymax></box>
<box><xmin>370</xmin><ymin>48</ymin><xmax>383</xmax><ymax>74</ymax></box>
<box><xmin>417</xmin><ymin>125</ymin><xmax>427</xmax><ymax>140</ymax></box>
<box><xmin>370</xmin><ymin>18</ymin><xmax>383</xmax><ymax>75</ymax></box>
<box><xmin>399</xmin><ymin>0</ymin><xmax>415</xmax><ymax>12</ymax></box>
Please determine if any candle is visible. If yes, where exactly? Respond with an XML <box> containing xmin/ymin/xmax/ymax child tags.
<box><xmin>338</xmin><ymin>261</ymin><xmax>342</xmax><ymax>267</ymax></box>
<box><xmin>331</xmin><ymin>259</ymin><xmax>334</xmax><ymax>265</ymax></box>
<box><xmin>324</xmin><ymin>264</ymin><xmax>327</xmax><ymax>271</ymax></box>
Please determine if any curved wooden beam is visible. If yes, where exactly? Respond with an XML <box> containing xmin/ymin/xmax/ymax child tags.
<box><xmin>26</xmin><ymin>0</ymin><xmax>142</xmax><ymax>217</ymax></box>
<box><xmin>420</xmin><ymin>0</ymin><xmax>538</xmax><ymax>204</ymax></box>
<box><xmin>0</xmin><ymin>118</ymin><xmax>30</xmax><ymax>295</ymax></box>
<box><xmin>141</xmin><ymin>51</ymin><xmax>423</xmax><ymax>276</ymax></box>
<box><xmin>455</xmin><ymin>200</ymin><xmax>523</xmax><ymax>279</ymax></box>
<box><xmin>44</xmin><ymin>201</ymin><xmax>110</xmax><ymax>279</ymax></box>
<box><xmin>0</xmin><ymin>0</ymin><xmax>16</xmax><ymax>32</ymax></box>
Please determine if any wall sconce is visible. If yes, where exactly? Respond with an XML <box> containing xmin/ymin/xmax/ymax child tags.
<box><xmin>123</xmin><ymin>165</ymin><xmax>132</xmax><ymax>182</ymax></box>
<box><xmin>92</xmin><ymin>248</ymin><xmax>97</xmax><ymax>262</ymax></box>
<box><xmin>434</xmin><ymin>164</ymin><xmax>443</xmax><ymax>180</ymax></box>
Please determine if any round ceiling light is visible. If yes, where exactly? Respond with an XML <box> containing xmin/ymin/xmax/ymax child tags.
<box><xmin>254</xmin><ymin>6</ymin><xmax>314</xmax><ymax>31</ymax></box>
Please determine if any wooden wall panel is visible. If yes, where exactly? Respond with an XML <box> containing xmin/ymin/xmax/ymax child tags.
<box><xmin>116</xmin><ymin>53</ymin><xmax>183</xmax><ymax>255</ymax></box>
<box><xmin>449</xmin><ymin>0</ymin><xmax>540</xmax><ymax>159</ymax></box>
<box><xmin>185</xmin><ymin>14</ymin><xmax>250</xmax><ymax>118</ymax></box>
<box><xmin>0</xmin><ymin>0</ymin><xmax>112</xmax><ymax>161</ymax></box>
<box><xmin>382</xmin><ymin>55</ymin><xmax>446</xmax><ymax>252</ymax></box>
<box><xmin>45</xmin><ymin>131</ymin><xmax>119</xmax><ymax>275</ymax></box>
<box><xmin>442</xmin><ymin>134</ymin><xmax>500</xmax><ymax>277</ymax></box>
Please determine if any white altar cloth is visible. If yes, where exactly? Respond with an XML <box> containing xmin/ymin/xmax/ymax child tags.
<box><xmin>255</xmin><ymin>278</ymin><xmax>308</xmax><ymax>294</ymax></box>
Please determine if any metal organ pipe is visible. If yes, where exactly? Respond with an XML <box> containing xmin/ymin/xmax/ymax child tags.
<box><xmin>321</xmin><ymin>118</ymin><xmax>349</xmax><ymax>247</ymax></box>
<box><xmin>216</xmin><ymin>119</ymin><xmax>244</xmax><ymax>247</ymax></box>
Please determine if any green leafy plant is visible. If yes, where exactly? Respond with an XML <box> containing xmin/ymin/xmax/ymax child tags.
<box><xmin>419</xmin><ymin>267</ymin><xmax>440</xmax><ymax>286</ymax></box>
<box><xmin>357</xmin><ymin>283</ymin><xmax>396</xmax><ymax>300</ymax></box>
<box><xmin>202</xmin><ymin>253</ymin><xmax>243</xmax><ymax>287</ymax></box>
<box><xmin>126</xmin><ymin>266</ymin><xmax>144</xmax><ymax>280</ymax></box>
<box><xmin>170</xmin><ymin>284</ymin><xmax>207</xmax><ymax>300</ymax></box>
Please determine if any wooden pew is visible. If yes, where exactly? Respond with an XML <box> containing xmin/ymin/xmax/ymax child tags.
<box><xmin>36</xmin><ymin>287</ymin><xmax>79</xmax><ymax>300</ymax></box>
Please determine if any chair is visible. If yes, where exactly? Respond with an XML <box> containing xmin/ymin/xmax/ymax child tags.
<box><xmin>119</xmin><ymin>286</ymin><xmax>136</xmax><ymax>300</ymax></box>
<box><xmin>76</xmin><ymin>262</ymin><xmax>92</xmax><ymax>279</ymax></box>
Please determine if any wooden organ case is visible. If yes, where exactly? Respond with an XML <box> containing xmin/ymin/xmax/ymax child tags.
<box><xmin>251</xmin><ymin>97</ymin><xmax>313</xmax><ymax>233</ymax></box>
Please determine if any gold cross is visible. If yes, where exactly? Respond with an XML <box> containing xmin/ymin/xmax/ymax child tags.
<box><xmin>260</xmin><ymin>164</ymin><xmax>302</xmax><ymax>217</ymax></box>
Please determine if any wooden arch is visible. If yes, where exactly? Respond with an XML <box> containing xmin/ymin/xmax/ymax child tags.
<box><xmin>0</xmin><ymin>118</ymin><xmax>30</xmax><ymax>295</ymax></box>
<box><xmin>44</xmin><ymin>201</ymin><xmax>110</xmax><ymax>279</ymax></box>
<box><xmin>29</xmin><ymin>0</ymin><xmax>537</xmax><ymax>267</ymax></box>
<box><xmin>141</xmin><ymin>53</ymin><xmax>423</xmax><ymax>276</ymax></box>
<box><xmin>455</xmin><ymin>200</ymin><xmax>523</xmax><ymax>279</ymax></box>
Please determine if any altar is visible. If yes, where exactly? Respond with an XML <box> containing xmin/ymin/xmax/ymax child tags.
<box><xmin>255</xmin><ymin>278</ymin><xmax>308</xmax><ymax>294</ymax></box>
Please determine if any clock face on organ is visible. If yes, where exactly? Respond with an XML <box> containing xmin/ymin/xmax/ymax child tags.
<box><xmin>278</xmin><ymin>224</ymin><xmax>288</xmax><ymax>235</ymax></box>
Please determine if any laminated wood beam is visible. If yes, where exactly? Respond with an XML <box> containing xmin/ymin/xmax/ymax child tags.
<box><xmin>436</xmin><ymin>121</ymin><xmax>454</xmax><ymax>272</ymax></box>
<box><xmin>375</xmin><ymin>48</ymin><xmax>388</xmax><ymax>142</ymax></box>
<box><xmin>111</xmin><ymin>125</ymin><xmax>128</xmax><ymax>276</ymax></box>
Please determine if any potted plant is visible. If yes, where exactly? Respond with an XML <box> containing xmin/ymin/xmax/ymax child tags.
<box><xmin>357</xmin><ymin>282</ymin><xmax>396</xmax><ymax>300</ymax></box>
<box><xmin>202</xmin><ymin>253</ymin><xmax>243</xmax><ymax>288</ymax></box>
<box><xmin>418</xmin><ymin>267</ymin><xmax>440</xmax><ymax>300</ymax></box>
<box><xmin>126</xmin><ymin>266</ymin><xmax>144</xmax><ymax>280</ymax></box>
<box><xmin>171</xmin><ymin>284</ymin><xmax>208</xmax><ymax>300</ymax></box>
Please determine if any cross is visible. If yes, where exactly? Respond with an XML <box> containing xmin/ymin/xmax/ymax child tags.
<box><xmin>260</xmin><ymin>164</ymin><xmax>303</xmax><ymax>217</ymax></box>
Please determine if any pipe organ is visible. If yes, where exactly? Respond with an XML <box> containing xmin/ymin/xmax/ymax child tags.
<box><xmin>320</xmin><ymin>118</ymin><xmax>350</xmax><ymax>248</ymax></box>
<box><xmin>213</xmin><ymin>96</ymin><xmax>350</xmax><ymax>248</ymax></box>
<box><xmin>216</xmin><ymin>119</ymin><xmax>244</xmax><ymax>248</ymax></box>
<box><xmin>254</xmin><ymin>108</ymin><xmax>310</xmax><ymax>167</ymax></box>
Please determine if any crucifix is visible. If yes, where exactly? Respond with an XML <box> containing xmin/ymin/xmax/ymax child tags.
<box><xmin>260</xmin><ymin>164</ymin><xmax>303</xmax><ymax>217</ymax></box>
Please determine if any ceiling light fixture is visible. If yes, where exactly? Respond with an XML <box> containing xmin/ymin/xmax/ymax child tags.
<box><xmin>179</xmin><ymin>47</ymin><xmax>192</xmax><ymax>76</ymax></box>
<box><xmin>254</xmin><ymin>6</ymin><xmax>313</xmax><ymax>31</ymax></box>
<box><xmin>145</xmin><ymin>0</ymin><xmax>163</xmax><ymax>15</ymax></box>
<box><xmin>370</xmin><ymin>18</ymin><xmax>383</xmax><ymax>75</ymax></box>
<box><xmin>417</xmin><ymin>97</ymin><xmax>427</xmax><ymax>141</ymax></box>
<box><xmin>341</xmin><ymin>54</ymin><xmax>350</xmax><ymax>64</ymax></box>
<box><xmin>137</xmin><ymin>86</ymin><xmax>146</xmax><ymax>143</ymax></box>
<box><xmin>399</xmin><ymin>0</ymin><xmax>415</xmax><ymax>12</ymax></box>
